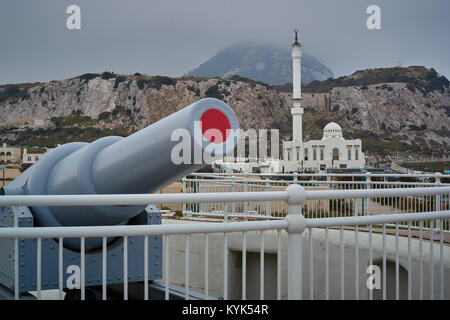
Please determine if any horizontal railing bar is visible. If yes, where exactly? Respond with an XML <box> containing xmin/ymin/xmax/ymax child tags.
<box><xmin>0</xmin><ymin>192</ymin><xmax>288</xmax><ymax>206</ymax></box>
<box><xmin>193</xmin><ymin>172</ymin><xmax>450</xmax><ymax>178</ymax></box>
<box><xmin>2</xmin><ymin>210</ymin><xmax>448</xmax><ymax>239</ymax></box>
<box><xmin>183</xmin><ymin>211</ymin><xmax>281</xmax><ymax>220</ymax></box>
<box><xmin>0</xmin><ymin>186</ymin><xmax>448</xmax><ymax>206</ymax></box>
<box><xmin>187</xmin><ymin>181</ymin><xmax>274</xmax><ymax>188</ymax></box>
<box><xmin>307</xmin><ymin>210</ymin><xmax>450</xmax><ymax>228</ymax></box>
<box><xmin>304</xmin><ymin>187</ymin><xmax>450</xmax><ymax>200</ymax></box>
<box><xmin>0</xmin><ymin>220</ymin><xmax>288</xmax><ymax>239</ymax></box>
<box><xmin>384</xmin><ymin>222</ymin><xmax>449</xmax><ymax>233</ymax></box>
<box><xmin>184</xmin><ymin>178</ymin><xmax>441</xmax><ymax>186</ymax></box>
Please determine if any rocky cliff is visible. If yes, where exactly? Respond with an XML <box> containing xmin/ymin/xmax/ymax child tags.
<box><xmin>0</xmin><ymin>66</ymin><xmax>448</xmax><ymax>158</ymax></box>
<box><xmin>291</xmin><ymin>82</ymin><xmax>449</xmax><ymax>157</ymax></box>
<box><xmin>0</xmin><ymin>73</ymin><xmax>289</xmax><ymax>130</ymax></box>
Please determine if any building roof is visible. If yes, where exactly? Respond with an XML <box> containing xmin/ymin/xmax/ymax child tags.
<box><xmin>322</xmin><ymin>122</ymin><xmax>344</xmax><ymax>140</ymax></box>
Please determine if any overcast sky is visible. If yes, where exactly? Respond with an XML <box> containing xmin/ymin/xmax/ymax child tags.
<box><xmin>1</xmin><ymin>0</ymin><xmax>449</xmax><ymax>85</ymax></box>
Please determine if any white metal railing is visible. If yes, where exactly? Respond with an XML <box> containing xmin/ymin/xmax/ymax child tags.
<box><xmin>0</xmin><ymin>184</ymin><xmax>449</xmax><ymax>300</ymax></box>
<box><xmin>192</xmin><ymin>172</ymin><xmax>449</xmax><ymax>178</ymax></box>
<box><xmin>303</xmin><ymin>210</ymin><xmax>449</xmax><ymax>300</ymax></box>
<box><xmin>182</xmin><ymin>172</ymin><xmax>450</xmax><ymax>220</ymax></box>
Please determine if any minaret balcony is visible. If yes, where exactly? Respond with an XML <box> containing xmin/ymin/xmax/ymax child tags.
<box><xmin>291</xmin><ymin>107</ymin><xmax>304</xmax><ymax>115</ymax></box>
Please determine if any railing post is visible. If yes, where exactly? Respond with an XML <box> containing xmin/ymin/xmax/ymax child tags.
<box><xmin>286</xmin><ymin>184</ymin><xmax>307</xmax><ymax>300</ymax></box>
<box><xmin>434</xmin><ymin>172</ymin><xmax>442</xmax><ymax>209</ymax></box>
<box><xmin>365</xmin><ymin>172</ymin><xmax>371</xmax><ymax>216</ymax></box>
<box><xmin>244</xmin><ymin>174</ymin><xmax>248</xmax><ymax>216</ymax></box>
<box><xmin>434</xmin><ymin>172</ymin><xmax>441</xmax><ymax>232</ymax></box>
<box><xmin>293</xmin><ymin>172</ymin><xmax>299</xmax><ymax>184</ymax></box>
<box><xmin>231</xmin><ymin>176</ymin><xmax>236</xmax><ymax>214</ymax></box>
<box><xmin>193</xmin><ymin>175</ymin><xmax>197</xmax><ymax>213</ymax></box>
<box><xmin>14</xmin><ymin>207</ymin><xmax>19</xmax><ymax>300</ymax></box>
<box><xmin>265</xmin><ymin>179</ymin><xmax>271</xmax><ymax>217</ymax></box>
<box><xmin>182</xmin><ymin>177</ymin><xmax>187</xmax><ymax>218</ymax></box>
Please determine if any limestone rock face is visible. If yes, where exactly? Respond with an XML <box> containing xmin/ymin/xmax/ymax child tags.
<box><xmin>0</xmin><ymin>76</ymin><xmax>291</xmax><ymax>131</ymax></box>
<box><xmin>299</xmin><ymin>83</ymin><xmax>449</xmax><ymax>153</ymax></box>
<box><xmin>0</xmin><ymin>72</ymin><xmax>448</xmax><ymax>157</ymax></box>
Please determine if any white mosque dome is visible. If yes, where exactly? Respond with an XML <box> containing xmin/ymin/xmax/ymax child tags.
<box><xmin>322</xmin><ymin>122</ymin><xmax>344</xmax><ymax>140</ymax></box>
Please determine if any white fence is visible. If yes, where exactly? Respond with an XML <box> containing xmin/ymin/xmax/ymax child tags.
<box><xmin>0</xmin><ymin>184</ymin><xmax>449</xmax><ymax>300</ymax></box>
<box><xmin>182</xmin><ymin>172</ymin><xmax>450</xmax><ymax>222</ymax></box>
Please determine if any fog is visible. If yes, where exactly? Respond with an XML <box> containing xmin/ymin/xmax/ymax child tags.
<box><xmin>1</xmin><ymin>0</ymin><xmax>449</xmax><ymax>84</ymax></box>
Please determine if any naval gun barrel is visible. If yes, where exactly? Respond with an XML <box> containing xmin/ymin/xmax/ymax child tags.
<box><xmin>2</xmin><ymin>98</ymin><xmax>239</xmax><ymax>230</ymax></box>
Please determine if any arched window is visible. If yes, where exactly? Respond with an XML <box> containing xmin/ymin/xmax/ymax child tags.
<box><xmin>6</xmin><ymin>152</ymin><xmax>11</xmax><ymax>156</ymax></box>
<box><xmin>0</xmin><ymin>152</ymin><xmax>4</xmax><ymax>156</ymax></box>
<box><xmin>332</xmin><ymin>148</ymin><xmax>339</xmax><ymax>160</ymax></box>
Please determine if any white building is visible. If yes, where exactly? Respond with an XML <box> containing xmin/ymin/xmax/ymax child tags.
<box><xmin>0</xmin><ymin>143</ymin><xmax>21</xmax><ymax>166</ymax></box>
<box><xmin>283</xmin><ymin>122</ymin><xmax>365</xmax><ymax>172</ymax></box>
<box><xmin>215</xmin><ymin>30</ymin><xmax>365</xmax><ymax>173</ymax></box>
<box><xmin>22</xmin><ymin>147</ymin><xmax>54</xmax><ymax>167</ymax></box>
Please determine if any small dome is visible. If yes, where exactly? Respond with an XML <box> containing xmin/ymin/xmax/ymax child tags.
<box><xmin>322</xmin><ymin>122</ymin><xmax>343</xmax><ymax>140</ymax></box>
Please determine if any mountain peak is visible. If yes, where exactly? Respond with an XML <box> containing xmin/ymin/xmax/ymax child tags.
<box><xmin>184</xmin><ymin>43</ymin><xmax>333</xmax><ymax>85</ymax></box>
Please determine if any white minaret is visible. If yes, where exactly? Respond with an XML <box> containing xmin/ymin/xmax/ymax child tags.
<box><xmin>291</xmin><ymin>29</ymin><xmax>303</xmax><ymax>159</ymax></box>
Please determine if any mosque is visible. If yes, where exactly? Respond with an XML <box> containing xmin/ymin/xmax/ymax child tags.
<box><xmin>215</xmin><ymin>31</ymin><xmax>365</xmax><ymax>173</ymax></box>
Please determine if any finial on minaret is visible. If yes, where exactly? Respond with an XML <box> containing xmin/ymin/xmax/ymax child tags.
<box><xmin>293</xmin><ymin>29</ymin><xmax>300</xmax><ymax>45</ymax></box>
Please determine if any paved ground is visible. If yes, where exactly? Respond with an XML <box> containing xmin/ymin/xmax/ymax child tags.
<box><xmin>2</xmin><ymin>168</ymin><xmax>21</xmax><ymax>186</ymax></box>
<box><xmin>154</xmin><ymin>182</ymin><xmax>183</xmax><ymax>212</ymax></box>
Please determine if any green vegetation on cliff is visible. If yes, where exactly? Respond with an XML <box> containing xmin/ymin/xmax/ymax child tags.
<box><xmin>400</xmin><ymin>161</ymin><xmax>449</xmax><ymax>173</ymax></box>
<box><xmin>306</xmin><ymin>66</ymin><xmax>449</xmax><ymax>93</ymax></box>
<box><xmin>1</xmin><ymin>126</ymin><xmax>132</xmax><ymax>148</ymax></box>
<box><xmin>51</xmin><ymin>110</ymin><xmax>96</xmax><ymax>127</ymax></box>
<box><xmin>0</xmin><ymin>83</ymin><xmax>37</xmax><ymax>103</ymax></box>
<box><xmin>274</xmin><ymin>66</ymin><xmax>450</xmax><ymax>94</ymax></box>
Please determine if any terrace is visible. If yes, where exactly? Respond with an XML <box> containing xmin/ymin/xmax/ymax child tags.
<box><xmin>0</xmin><ymin>172</ymin><xmax>449</xmax><ymax>300</ymax></box>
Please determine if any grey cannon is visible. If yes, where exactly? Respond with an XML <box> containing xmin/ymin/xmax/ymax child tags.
<box><xmin>2</xmin><ymin>98</ymin><xmax>239</xmax><ymax>244</ymax></box>
<box><xmin>0</xmin><ymin>98</ymin><xmax>239</xmax><ymax>298</ymax></box>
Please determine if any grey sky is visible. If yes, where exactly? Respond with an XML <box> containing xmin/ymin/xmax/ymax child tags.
<box><xmin>1</xmin><ymin>0</ymin><xmax>449</xmax><ymax>85</ymax></box>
